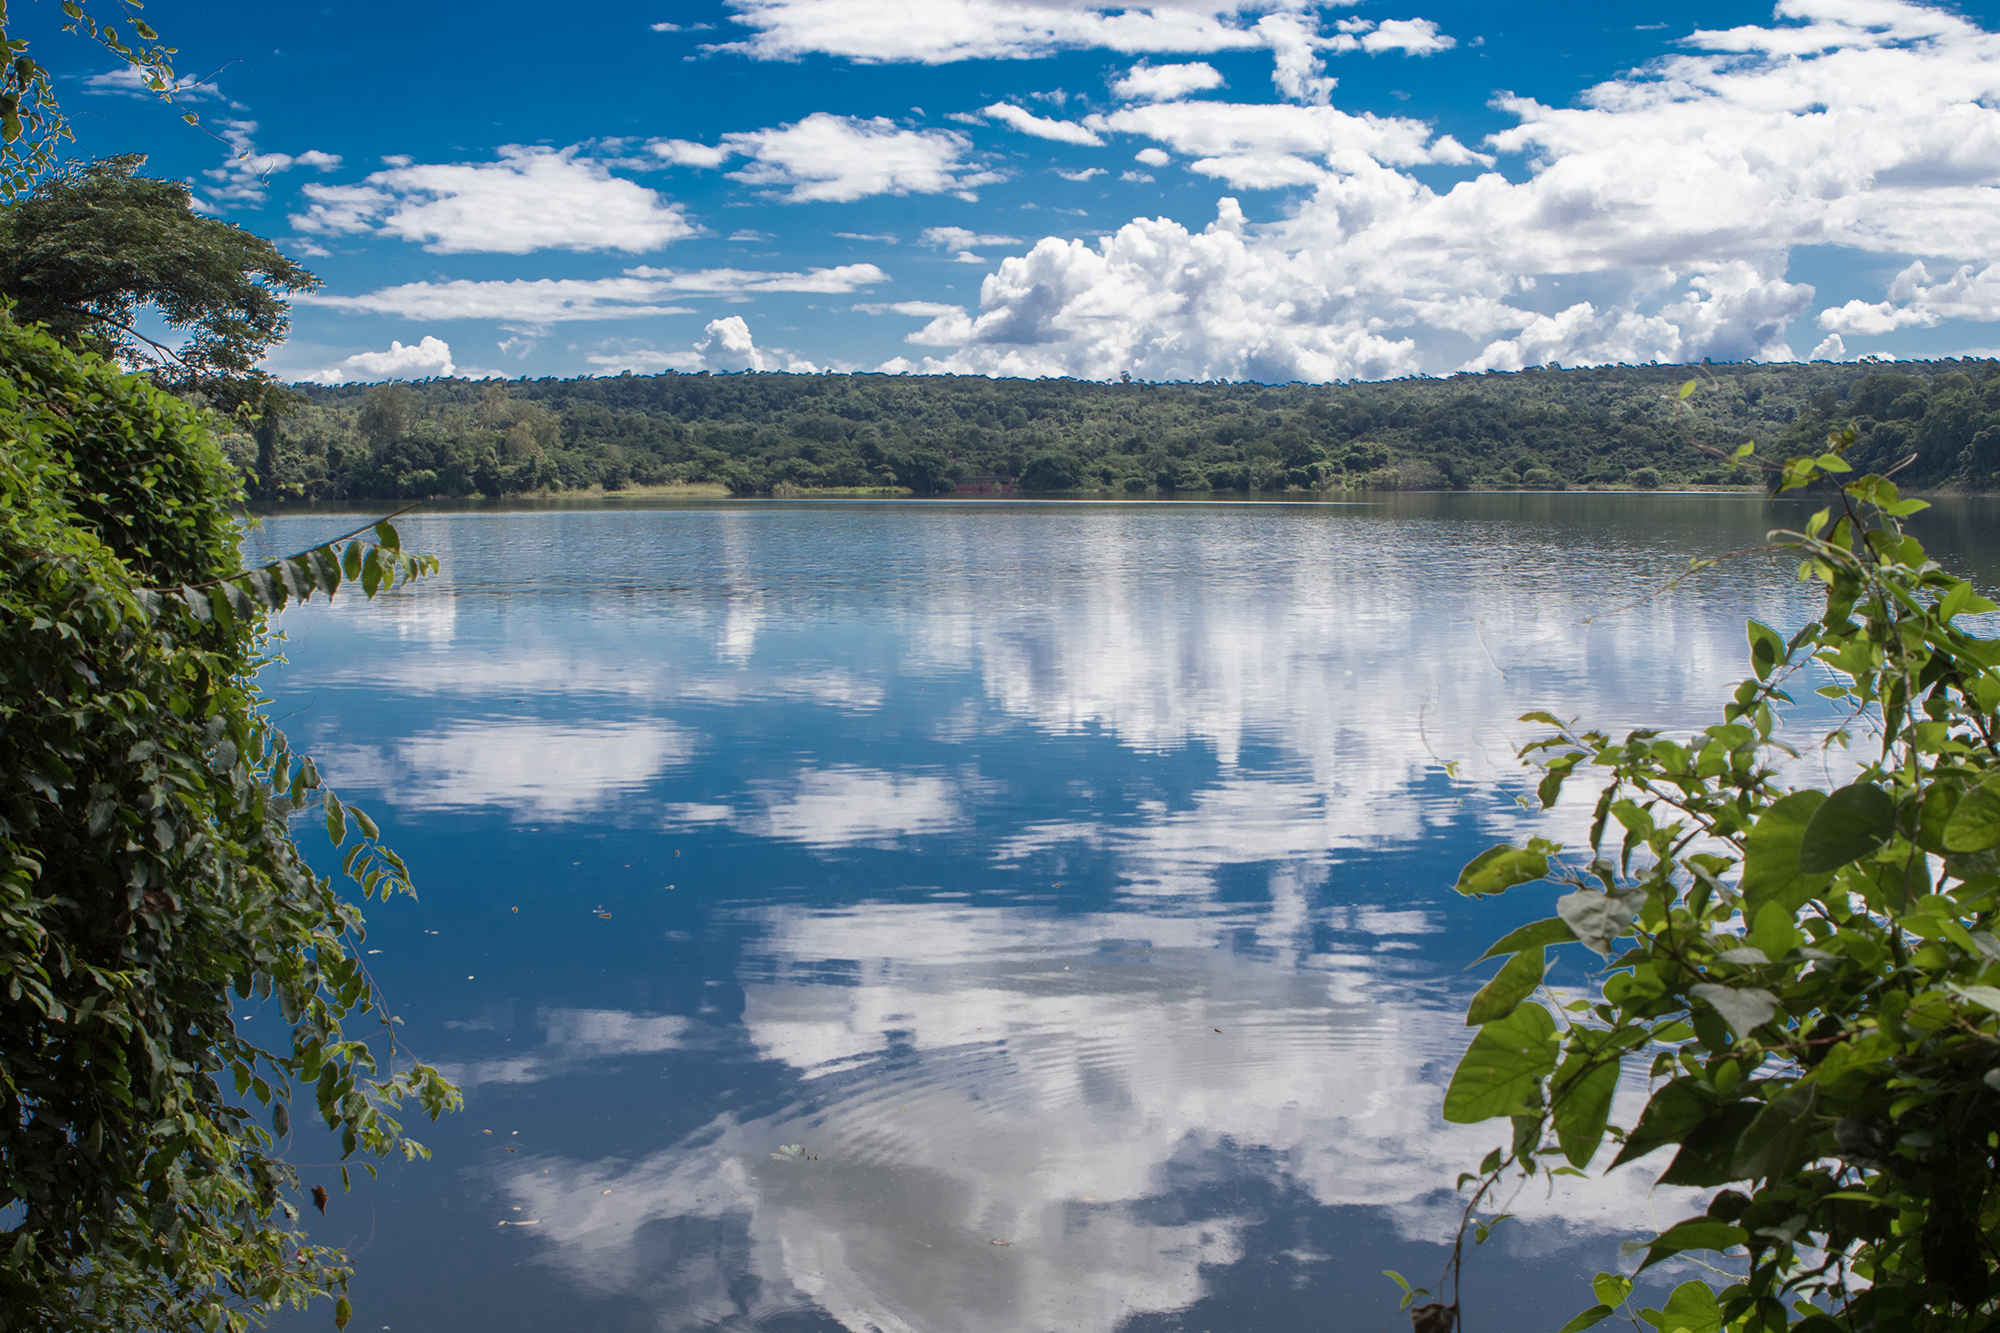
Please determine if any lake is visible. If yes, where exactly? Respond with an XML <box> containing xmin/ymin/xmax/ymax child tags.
<box><xmin>240</xmin><ymin>493</ymin><xmax>1999</xmax><ymax>1333</ymax></box>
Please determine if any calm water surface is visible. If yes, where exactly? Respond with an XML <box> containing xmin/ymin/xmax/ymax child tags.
<box><xmin>241</xmin><ymin>494</ymin><xmax>1999</xmax><ymax>1333</ymax></box>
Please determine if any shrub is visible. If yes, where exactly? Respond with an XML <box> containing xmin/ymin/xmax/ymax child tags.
<box><xmin>1430</xmin><ymin>427</ymin><xmax>2000</xmax><ymax>1333</ymax></box>
<box><xmin>0</xmin><ymin>314</ymin><xmax>455</xmax><ymax>1330</ymax></box>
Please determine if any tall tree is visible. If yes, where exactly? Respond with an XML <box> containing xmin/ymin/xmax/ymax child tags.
<box><xmin>0</xmin><ymin>155</ymin><xmax>320</xmax><ymax>415</ymax></box>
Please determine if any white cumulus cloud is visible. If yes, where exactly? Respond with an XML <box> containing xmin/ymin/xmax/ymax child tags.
<box><xmin>300</xmin><ymin>335</ymin><xmax>457</xmax><ymax>385</ymax></box>
<box><xmin>892</xmin><ymin>0</ymin><xmax>2000</xmax><ymax>381</ymax></box>
<box><xmin>585</xmin><ymin>316</ymin><xmax>822</xmax><ymax>375</ymax></box>
<box><xmin>289</xmin><ymin>145</ymin><xmax>696</xmax><ymax>254</ymax></box>
<box><xmin>982</xmin><ymin>102</ymin><xmax>1105</xmax><ymax>145</ymax></box>
<box><xmin>1112</xmin><ymin>61</ymin><xmax>1225</xmax><ymax>101</ymax></box>
<box><xmin>1817</xmin><ymin>259</ymin><xmax>2000</xmax><ymax>335</ymax></box>
<box><xmin>650</xmin><ymin>113</ymin><xmax>1002</xmax><ymax>202</ymax></box>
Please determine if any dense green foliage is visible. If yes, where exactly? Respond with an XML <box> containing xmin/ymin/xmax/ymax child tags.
<box><xmin>1</xmin><ymin>312</ymin><xmax>455</xmax><ymax>1330</ymax></box>
<box><xmin>257</xmin><ymin>358</ymin><xmax>2000</xmax><ymax>502</ymax></box>
<box><xmin>0</xmin><ymin>156</ymin><xmax>321</xmax><ymax>415</ymax></box>
<box><xmin>1429</xmin><ymin>427</ymin><xmax>2000</xmax><ymax>1330</ymax></box>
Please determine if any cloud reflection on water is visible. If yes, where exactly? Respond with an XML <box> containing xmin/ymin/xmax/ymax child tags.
<box><xmin>486</xmin><ymin>895</ymin><xmax>1699</xmax><ymax>1333</ymax></box>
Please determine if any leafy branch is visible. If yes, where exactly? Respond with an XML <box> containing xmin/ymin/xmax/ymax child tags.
<box><xmin>1425</xmin><ymin>419</ymin><xmax>2000</xmax><ymax>1332</ymax></box>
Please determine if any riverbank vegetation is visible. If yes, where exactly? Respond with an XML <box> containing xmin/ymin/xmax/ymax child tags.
<box><xmin>1429</xmin><ymin>423</ymin><xmax>2000</xmax><ymax>1331</ymax></box>
<box><xmin>250</xmin><ymin>358</ymin><xmax>2000</xmax><ymax>503</ymax></box>
<box><xmin>0</xmin><ymin>311</ymin><xmax>457</xmax><ymax>1329</ymax></box>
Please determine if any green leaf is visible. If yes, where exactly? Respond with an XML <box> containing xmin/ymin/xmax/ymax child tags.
<box><xmin>1556</xmin><ymin>886</ymin><xmax>1644</xmax><ymax>957</ymax></box>
<box><xmin>1592</xmin><ymin>1273</ymin><xmax>1634</xmax><ymax>1307</ymax></box>
<box><xmin>1557</xmin><ymin>1306</ymin><xmax>1615</xmax><ymax>1333</ymax></box>
<box><xmin>1467</xmin><ymin>946</ymin><xmax>1546</xmax><ymax>1026</ymax></box>
<box><xmin>1798</xmin><ymin>782</ymin><xmax>1895</xmax><ymax>873</ymax></box>
<box><xmin>1678</xmin><ymin>379</ymin><xmax>1697</xmax><ymax>399</ymax></box>
<box><xmin>1746</xmin><ymin>900</ymin><xmax>1801</xmax><ymax>960</ymax></box>
<box><xmin>1944</xmin><ymin>774</ymin><xmax>2000</xmax><ymax>853</ymax></box>
<box><xmin>1948</xmin><ymin>982</ymin><xmax>2000</xmax><ymax>1014</ymax></box>
<box><xmin>1657</xmin><ymin>1280</ymin><xmax>1723</xmax><ymax>1333</ymax></box>
<box><xmin>1657</xmin><ymin>1101</ymin><xmax>1763</xmax><ymax>1187</ymax></box>
<box><xmin>1475</xmin><ymin>916</ymin><xmax>1578</xmax><ymax>963</ymax></box>
<box><xmin>1454</xmin><ymin>843</ymin><xmax>1549</xmax><ymax>897</ymax></box>
<box><xmin>1637</xmin><ymin>1218</ymin><xmax>1747</xmax><ymax>1272</ymax></box>
<box><xmin>325</xmin><ymin>793</ymin><xmax>347</xmax><ymax>846</ymax></box>
<box><xmin>1552</xmin><ymin>1046</ymin><xmax>1619</xmax><ymax>1168</ymax></box>
<box><xmin>1689</xmin><ymin>982</ymin><xmax>1778</xmax><ymax>1037</ymax></box>
<box><xmin>1610</xmin><ymin>1079</ymin><xmax>1712</xmax><ymax>1170</ymax></box>
<box><xmin>1731</xmin><ymin>1086</ymin><xmax>1815</xmax><ymax>1181</ymax></box>
<box><xmin>335</xmin><ymin>1295</ymin><xmax>352</xmax><ymax>1331</ymax></box>
<box><xmin>1443</xmin><ymin>1002</ymin><xmax>1558</xmax><ymax>1124</ymax></box>
<box><xmin>1740</xmin><ymin>789</ymin><xmax>1830</xmax><ymax>919</ymax></box>
<box><xmin>1745</xmin><ymin>619</ymin><xmax>1785</xmax><ymax>680</ymax></box>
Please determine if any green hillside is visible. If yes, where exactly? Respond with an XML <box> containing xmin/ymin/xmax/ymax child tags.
<box><xmin>237</xmin><ymin>358</ymin><xmax>2000</xmax><ymax>501</ymax></box>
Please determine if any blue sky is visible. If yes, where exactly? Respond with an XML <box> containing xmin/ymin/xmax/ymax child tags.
<box><xmin>36</xmin><ymin>0</ymin><xmax>2000</xmax><ymax>383</ymax></box>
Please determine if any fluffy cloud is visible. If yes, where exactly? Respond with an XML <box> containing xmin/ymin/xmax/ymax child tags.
<box><xmin>1327</xmin><ymin>16</ymin><xmax>1456</xmax><ymax>56</ymax></box>
<box><xmin>586</xmin><ymin>316</ymin><xmax>822</xmax><ymax>374</ymax></box>
<box><xmin>650</xmin><ymin>113</ymin><xmax>1003</xmax><ymax>202</ymax></box>
<box><xmin>300</xmin><ymin>335</ymin><xmax>456</xmax><ymax>385</ymax></box>
<box><xmin>1086</xmin><ymin>100</ymin><xmax>1492</xmax><ymax>184</ymax></box>
<box><xmin>191</xmin><ymin>122</ymin><xmax>341</xmax><ymax>209</ymax></box>
<box><xmin>710</xmin><ymin>0</ymin><xmax>1282</xmax><ymax>63</ymax></box>
<box><xmin>711</xmin><ymin>1</ymin><xmax>1449</xmax><ymax>101</ymax></box>
<box><xmin>982</xmin><ymin>102</ymin><xmax>1104</xmax><ymax>145</ymax></box>
<box><xmin>896</xmin><ymin>1</ymin><xmax>2000</xmax><ymax>381</ymax></box>
<box><xmin>1111</xmin><ymin>61</ymin><xmax>1225</xmax><ymax>101</ymax></box>
<box><xmin>1817</xmin><ymin>260</ymin><xmax>2000</xmax><ymax>335</ymax></box>
<box><xmin>289</xmin><ymin>145</ymin><xmax>696</xmax><ymax>253</ymax></box>
<box><xmin>919</xmin><ymin>225</ymin><xmax>1023</xmax><ymax>262</ymax></box>
<box><xmin>298</xmin><ymin>265</ymin><xmax>886</xmax><ymax>328</ymax></box>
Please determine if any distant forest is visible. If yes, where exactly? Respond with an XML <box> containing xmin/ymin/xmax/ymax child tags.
<box><xmin>233</xmin><ymin>358</ymin><xmax>2000</xmax><ymax>501</ymax></box>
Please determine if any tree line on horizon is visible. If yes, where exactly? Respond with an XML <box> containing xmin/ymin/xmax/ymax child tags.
<box><xmin>246</xmin><ymin>357</ymin><xmax>2000</xmax><ymax>502</ymax></box>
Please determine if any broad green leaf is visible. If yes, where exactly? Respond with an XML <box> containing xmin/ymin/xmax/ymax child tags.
<box><xmin>335</xmin><ymin>1295</ymin><xmax>352</xmax><ymax>1331</ymax></box>
<box><xmin>1657</xmin><ymin>1280</ymin><xmax>1723</xmax><ymax>1333</ymax></box>
<box><xmin>1745</xmin><ymin>619</ymin><xmax>1785</xmax><ymax>680</ymax></box>
<box><xmin>1454</xmin><ymin>843</ymin><xmax>1549</xmax><ymax>897</ymax></box>
<box><xmin>1552</xmin><ymin>1047</ymin><xmax>1619</xmax><ymax>1167</ymax></box>
<box><xmin>1944</xmin><ymin>774</ymin><xmax>2000</xmax><ymax>853</ymax></box>
<box><xmin>1637</xmin><ymin>1218</ymin><xmax>1747</xmax><ymax>1272</ymax></box>
<box><xmin>1658</xmin><ymin>1101</ymin><xmax>1763</xmax><ymax>1187</ymax></box>
<box><xmin>1475</xmin><ymin>916</ymin><xmax>1578</xmax><ymax>963</ymax></box>
<box><xmin>1746</xmin><ymin>901</ymin><xmax>1801</xmax><ymax>960</ymax></box>
<box><xmin>1557</xmin><ymin>1305</ymin><xmax>1614</xmax><ymax>1333</ymax></box>
<box><xmin>1610</xmin><ymin>1079</ymin><xmax>1712</xmax><ymax>1170</ymax></box>
<box><xmin>1467</xmin><ymin>946</ymin><xmax>1546</xmax><ymax>1026</ymax></box>
<box><xmin>1732</xmin><ymin>1086</ymin><xmax>1815</xmax><ymax>1181</ymax></box>
<box><xmin>1689</xmin><ymin>983</ymin><xmax>1778</xmax><ymax>1036</ymax></box>
<box><xmin>1948</xmin><ymin>982</ymin><xmax>2000</xmax><ymax>1014</ymax></box>
<box><xmin>1556</xmin><ymin>886</ymin><xmax>1643</xmax><ymax>957</ymax></box>
<box><xmin>1798</xmin><ymin>783</ymin><xmax>1895</xmax><ymax>873</ymax></box>
<box><xmin>1443</xmin><ymin>1002</ymin><xmax>1558</xmax><ymax>1124</ymax></box>
<box><xmin>1740</xmin><ymin>790</ymin><xmax>1830</xmax><ymax>919</ymax></box>
<box><xmin>1592</xmin><ymin>1273</ymin><xmax>1634</xmax><ymax>1307</ymax></box>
